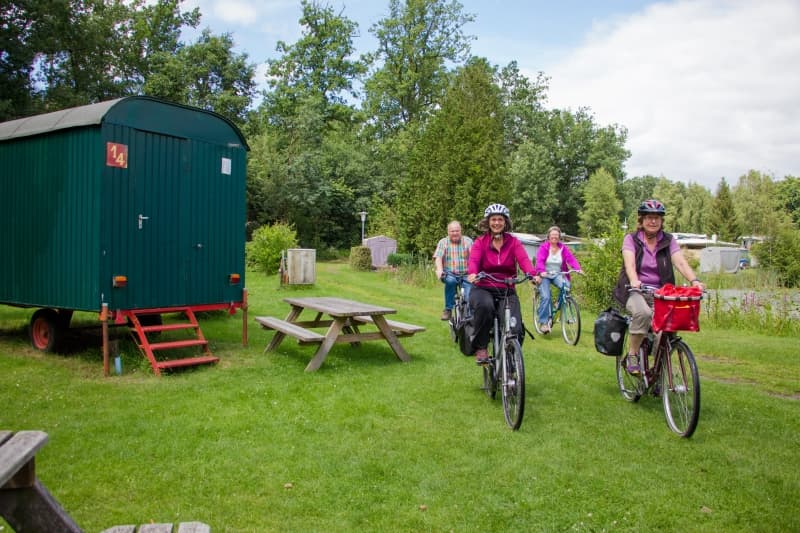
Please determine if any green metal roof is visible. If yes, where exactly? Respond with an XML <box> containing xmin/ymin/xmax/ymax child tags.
<box><xmin>0</xmin><ymin>97</ymin><xmax>249</xmax><ymax>150</ymax></box>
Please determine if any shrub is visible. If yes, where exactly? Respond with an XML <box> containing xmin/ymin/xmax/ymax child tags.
<box><xmin>387</xmin><ymin>253</ymin><xmax>414</xmax><ymax>267</ymax></box>
<box><xmin>579</xmin><ymin>232</ymin><xmax>624</xmax><ymax>312</ymax></box>
<box><xmin>752</xmin><ymin>228</ymin><xmax>800</xmax><ymax>288</ymax></box>
<box><xmin>246</xmin><ymin>222</ymin><xmax>298</xmax><ymax>274</ymax></box>
<box><xmin>349</xmin><ymin>246</ymin><xmax>373</xmax><ymax>271</ymax></box>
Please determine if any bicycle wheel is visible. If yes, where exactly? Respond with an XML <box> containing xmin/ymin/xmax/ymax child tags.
<box><xmin>560</xmin><ymin>296</ymin><xmax>581</xmax><ymax>345</ymax></box>
<box><xmin>501</xmin><ymin>338</ymin><xmax>525</xmax><ymax>430</ymax></box>
<box><xmin>616</xmin><ymin>353</ymin><xmax>643</xmax><ymax>402</ymax></box>
<box><xmin>531</xmin><ymin>291</ymin><xmax>544</xmax><ymax>334</ymax></box>
<box><xmin>662</xmin><ymin>339</ymin><xmax>700</xmax><ymax>438</ymax></box>
<box><xmin>448</xmin><ymin>297</ymin><xmax>461</xmax><ymax>343</ymax></box>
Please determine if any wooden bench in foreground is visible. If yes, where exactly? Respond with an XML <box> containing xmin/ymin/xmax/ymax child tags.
<box><xmin>0</xmin><ymin>430</ymin><xmax>82</xmax><ymax>532</ymax></box>
<box><xmin>1</xmin><ymin>429</ymin><xmax>210</xmax><ymax>533</ymax></box>
<box><xmin>101</xmin><ymin>521</ymin><xmax>210</xmax><ymax>533</ymax></box>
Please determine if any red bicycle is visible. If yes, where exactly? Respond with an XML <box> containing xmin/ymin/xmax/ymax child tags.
<box><xmin>616</xmin><ymin>285</ymin><xmax>703</xmax><ymax>438</ymax></box>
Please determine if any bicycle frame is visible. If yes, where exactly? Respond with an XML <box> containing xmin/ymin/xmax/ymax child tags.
<box><xmin>533</xmin><ymin>269</ymin><xmax>581</xmax><ymax>345</ymax></box>
<box><xmin>616</xmin><ymin>285</ymin><xmax>702</xmax><ymax>437</ymax></box>
<box><xmin>476</xmin><ymin>271</ymin><xmax>531</xmax><ymax>430</ymax></box>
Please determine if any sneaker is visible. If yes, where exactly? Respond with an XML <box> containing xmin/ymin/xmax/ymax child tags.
<box><xmin>540</xmin><ymin>323</ymin><xmax>550</xmax><ymax>334</ymax></box>
<box><xmin>626</xmin><ymin>354</ymin><xmax>641</xmax><ymax>375</ymax></box>
<box><xmin>441</xmin><ymin>309</ymin><xmax>451</xmax><ymax>321</ymax></box>
<box><xmin>475</xmin><ymin>348</ymin><xmax>489</xmax><ymax>364</ymax></box>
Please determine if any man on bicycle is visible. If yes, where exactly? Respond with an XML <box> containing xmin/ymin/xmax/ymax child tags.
<box><xmin>434</xmin><ymin>220</ymin><xmax>473</xmax><ymax>321</ymax></box>
<box><xmin>612</xmin><ymin>199</ymin><xmax>705</xmax><ymax>374</ymax></box>
<box><xmin>467</xmin><ymin>204</ymin><xmax>537</xmax><ymax>364</ymax></box>
<box><xmin>533</xmin><ymin>225</ymin><xmax>582</xmax><ymax>333</ymax></box>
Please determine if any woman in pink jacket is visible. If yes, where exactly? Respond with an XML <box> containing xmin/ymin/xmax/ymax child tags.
<box><xmin>467</xmin><ymin>203</ymin><xmax>537</xmax><ymax>363</ymax></box>
<box><xmin>533</xmin><ymin>226</ymin><xmax>582</xmax><ymax>333</ymax></box>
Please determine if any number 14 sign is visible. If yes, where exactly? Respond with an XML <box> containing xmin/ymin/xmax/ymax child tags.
<box><xmin>106</xmin><ymin>142</ymin><xmax>128</xmax><ymax>169</ymax></box>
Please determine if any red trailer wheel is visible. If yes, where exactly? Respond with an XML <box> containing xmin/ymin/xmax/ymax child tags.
<box><xmin>29</xmin><ymin>309</ymin><xmax>62</xmax><ymax>352</ymax></box>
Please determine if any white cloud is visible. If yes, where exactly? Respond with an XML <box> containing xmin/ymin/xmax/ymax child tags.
<box><xmin>545</xmin><ymin>0</ymin><xmax>800</xmax><ymax>189</ymax></box>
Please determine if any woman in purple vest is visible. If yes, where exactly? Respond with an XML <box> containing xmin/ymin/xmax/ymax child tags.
<box><xmin>612</xmin><ymin>200</ymin><xmax>705</xmax><ymax>374</ymax></box>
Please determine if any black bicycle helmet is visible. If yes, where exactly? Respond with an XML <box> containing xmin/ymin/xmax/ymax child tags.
<box><xmin>638</xmin><ymin>199</ymin><xmax>666</xmax><ymax>216</ymax></box>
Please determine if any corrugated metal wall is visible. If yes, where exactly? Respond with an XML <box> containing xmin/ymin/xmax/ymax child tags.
<box><xmin>0</xmin><ymin>128</ymin><xmax>102</xmax><ymax>310</ymax></box>
<box><xmin>1</xmin><ymin>97</ymin><xmax>247</xmax><ymax>313</ymax></box>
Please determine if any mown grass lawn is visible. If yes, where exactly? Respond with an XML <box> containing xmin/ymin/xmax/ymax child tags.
<box><xmin>1</xmin><ymin>261</ymin><xmax>798</xmax><ymax>532</ymax></box>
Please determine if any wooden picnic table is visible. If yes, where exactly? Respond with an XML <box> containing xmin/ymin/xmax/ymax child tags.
<box><xmin>255</xmin><ymin>296</ymin><xmax>425</xmax><ymax>371</ymax></box>
<box><xmin>0</xmin><ymin>430</ymin><xmax>82</xmax><ymax>532</ymax></box>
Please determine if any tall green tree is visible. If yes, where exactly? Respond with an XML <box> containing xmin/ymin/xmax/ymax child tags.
<box><xmin>653</xmin><ymin>178</ymin><xmax>687</xmax><ymax>232</ymax></box>
<box><xmin>620</xmin><ymin>175</ymin><xmax>660</xmax><ymax>228</ymax></box>
<box><xmin>497</xmin><ymin>61</ymin><xmax>549</xmax><ymax>153</ymax></box>
<box><xmin>248</xmin><ymin>3</ymin><xmax>375</xmax><ymax>249</ymax></box>
<box><xmin>0</xmin><ymin>0</ymin><xmax>67</xmax><ymax>119</ymax></box>
<box><xmin>732</xmin><ymin>170</ymin><xmax>791</xmax><ymax>238</ymax></box>
<box><xmin>776</xmin><ymin>175</ymin><xmax>800</xmax><ymax>227</ymax></box>
<box><xmin>510</xmin><ymin>107</ymin><xmax>629</xmax><ymax>235</ymax></box>
<box><xmin>262</xmin><ymin>0</ymin><xmax>366</xmax><ymax>128</ymax></box>
<box><xmin>707</xmin><ymin>178</ymin><xmax>738</xmax><ymax>241</ymax></box>
<box><xmin>145</xmin><ymin>29</ymin><xmax>256</xmax><ymax>126</ymax></box>
<box><xmin>579</xmin><ymin>168</ymin><xmax>623</xmax><ymax>237</ymax></box>
<box><xmin>363</xmin><ymin>0</ymin><xmax>474</xmax><ymax>134</ymax></box>
<box><xmin>677</xmin><ymin>183</ymin><xmax>713</xmax><ymax>235</ymax></box>
<box><xmin>398</xmin><ymin>57</ymin><xmax>504</xmax><ymax>252</ymax></box>
<box><xmin>36</xmin><ymin>0</ymin><xmax>200</xmax><ymax>109</ymax></box>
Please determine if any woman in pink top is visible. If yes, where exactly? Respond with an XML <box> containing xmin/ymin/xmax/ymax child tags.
<box><xmin>467</xmin><ymin>203</ymin><xmax>537</xmax><ymax>363</ymax></box>
<box><xmin>612</xmin><ymin>200</ymin><xmax>705</xmax><ymax>374</ymax></box>
<box><xmin>533</xmin><ymin>226</ymin><xmax>582</xmax><ymax>333</ymax></box>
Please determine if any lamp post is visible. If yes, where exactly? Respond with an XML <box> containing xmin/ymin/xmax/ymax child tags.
<box><xmin>359</xmin><ymin>211</ymin><xmax>367</xmax><ymax>244</ymax></box>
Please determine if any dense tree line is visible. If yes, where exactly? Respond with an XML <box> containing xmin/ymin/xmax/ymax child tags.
<box><xmin>3</xmin><ymin>0</ymin><xmax>798</xmax><ymax>259</ymax></box>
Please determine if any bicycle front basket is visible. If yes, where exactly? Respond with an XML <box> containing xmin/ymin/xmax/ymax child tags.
<box><xmin>652</xmin><ymin>284</ymin><xmax>702</xmax><ymax>332</ymax></box>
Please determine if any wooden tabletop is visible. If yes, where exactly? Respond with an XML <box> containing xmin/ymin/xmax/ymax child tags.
<box><xmin>283</xmin><ymin>296</ymin><xmax>397</xmax><ymax>317</ymax></box>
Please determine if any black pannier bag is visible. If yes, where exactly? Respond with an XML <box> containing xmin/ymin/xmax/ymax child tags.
<box><xmin>457</xmin><ymin>312</ymin><xmax>476</xmax><ymax>356</ymax></box>
<box><xmin>593</xmin><ymin>307</ymin><xmax>628</xmax><ymax>356</ymax></box>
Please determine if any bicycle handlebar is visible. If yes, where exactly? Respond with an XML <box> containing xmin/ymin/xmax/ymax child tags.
<box><xmin>539</xmin><ymin>268</ymin><xmax>582</xmax><ymax>279</ymax></box>
<box><xmin>441</xmin><ymin>269</ymin><xmax>468</xmax><ymax>281</ymax></box>
<box><xmin>476</xmin><ymin>271</ymin><xmax>533</xmax><ymax>285</ymax></box>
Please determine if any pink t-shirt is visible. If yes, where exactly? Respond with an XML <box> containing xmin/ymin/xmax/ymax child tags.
<box><xmin>622</xmin><ymin>231</ymin><xmax>680</xmax><ymax>286</ymax></box>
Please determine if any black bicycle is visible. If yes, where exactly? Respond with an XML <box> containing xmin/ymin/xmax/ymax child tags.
<box><xmin>617</xmin><ymin>285</ymin><xmax>702</xmax><ymax>438</ymax></box>
<box><xmin>443</xmin><ymin>270</ymin><xmax>470</xmax><ymax>344</ymax></box>
<box><xmin>476</xmin><ymin>271</ymin><xmax>532</xmax><ymax>430</ymax></box>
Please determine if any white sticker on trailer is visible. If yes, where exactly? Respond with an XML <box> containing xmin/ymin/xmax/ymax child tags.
<box><xmin>221</xmin><ymin>157</ymin><xmax>232</xmax><ymax>175</ymax></box>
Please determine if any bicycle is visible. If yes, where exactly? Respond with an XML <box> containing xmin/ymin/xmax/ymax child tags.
<box><xmin>475</xmin><ymin>271</ymin><xmax>532</xmax><ymax>430</ymax></box>
<box><xmin>532</xmin><ymin>269</ymin><xmax>582</xmax><ymax>345</ymax></box>
<box><xmin>616</xmin><ymin>285</ymin><xmax>702</xmax><ymax>438</ymax></box>
<box><xmin>442</xmin><ymin>270</ymin><xmax>470</xmax><ymax>344</ymax></box>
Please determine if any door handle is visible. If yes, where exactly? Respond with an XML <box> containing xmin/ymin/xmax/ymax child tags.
<box><xmin>138</xmin><ymin>214</ymin><xmax>150</xmax><ymax>230</ymax></box>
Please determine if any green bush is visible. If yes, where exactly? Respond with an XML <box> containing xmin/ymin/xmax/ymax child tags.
<box><xmin>246</xmin><ymin>222</ymin><xmax>299</xmax><ymax>274</ymax></box>
<box><xmin>387</xmin><ymin>253</ymin><xmax>414</xmax><ymax>267</ymax></box>
<box><xmin>752</xmin><ymin>228</ymin><xmax>800</xmax><ymax>287</ymax></box>
<box><xmin>349</xmin><ymin>246</ymin><xmax>373</xmax><ymax>271</ymax></box>
<box><xmin>580</xmin><ymin>232</ymin><xmax>625</xmax><ymax>312</ymax></box>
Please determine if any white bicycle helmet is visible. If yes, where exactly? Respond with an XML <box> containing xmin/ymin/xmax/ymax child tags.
<box><xmin>484</xmin><ymin>203</ymin><xmax>511</xmax><ymax>220</ymax></box>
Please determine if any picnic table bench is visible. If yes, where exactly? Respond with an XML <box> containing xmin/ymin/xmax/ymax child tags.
<box><xmin>1</xmin><ymin>430</ymin><xmax>211</xmax><ymax>533</ymax></box>
<box><xmin>256</xmin><ymin>296</ymin><xmax>425</xmax><ymax>371</ymax></box>
<box><xmin>0</xmin><ymin>430</ymin><xmax>82</xmax><ymax>532</ymax></box>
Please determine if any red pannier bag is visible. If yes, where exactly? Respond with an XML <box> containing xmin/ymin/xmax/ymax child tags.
<box><xmin>652</xmin><ymin>284</ymin><xmax>703</xmax><ymax>332</ymax></box>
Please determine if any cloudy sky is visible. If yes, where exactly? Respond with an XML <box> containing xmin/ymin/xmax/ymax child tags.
<box><xmin>182</xmin><ymin>0</ymin><xmax>800</xmax><ymax>190</ymax></box>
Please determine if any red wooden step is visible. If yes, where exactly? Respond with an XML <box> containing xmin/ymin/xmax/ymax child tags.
<box><xmin>140</xmin><ymin>322</ymin><xmax>198</xmax><ymax>333</ymax></box>
<box><xmin>146</xmin><ymin>339</ymin><xmax>208</xmax><ymax>351</ymax></box>
<box><xmin>155</xmin><ymin>355</ymin><xmax>219</xmax><ymax>370</ymax></box>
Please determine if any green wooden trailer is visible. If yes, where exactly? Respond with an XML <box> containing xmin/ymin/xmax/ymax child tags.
<box><xmin>0</xmin><ymin>97</ymin><xmax>249</xmax><ymax>375</ymax></box>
